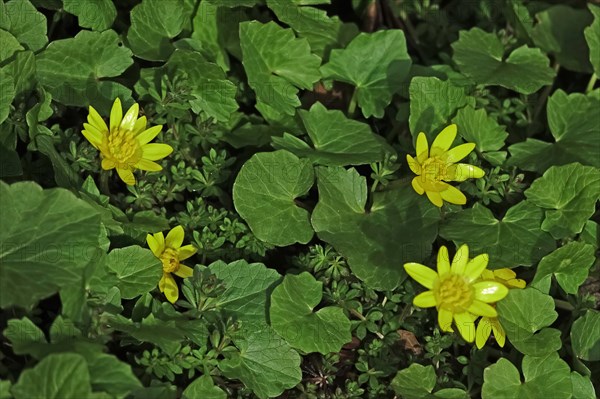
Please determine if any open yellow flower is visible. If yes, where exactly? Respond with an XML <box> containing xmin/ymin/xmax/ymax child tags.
<box><xmin>404</xmin><ymin>244</ymin><xmax>509</xmax><ymax>342</ymax></box>
<box><xmin>407</xmin><ymin>124</ymin><xmax>485</xmax><ymax>207</ymax></box>
<box><xmin>146</xmin><ymin>226</ymin><xmax>197</xmax><ymax>303</ymax></box>
<box><xmin>475</xmin><ymin>268</ymin><xmax>526</xmax><ymax>349</ymax></box>
<box><xmin>82</xmin><ymin>98</ymin><xmax>173</xmax><ymax>185</ymax></box>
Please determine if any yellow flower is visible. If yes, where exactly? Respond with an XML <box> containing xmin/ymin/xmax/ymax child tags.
<box><xmin>82</xmin><ymin>98</ymin><xmax>173</xmax><ymax>185</ymax></box>
<box><xmin>475</xmin><ymin>268</ymin><xmax>526</xmax><ymax>349</ymax></box>
<box><xmin>146</xmin><ymin>226</ymin><xmax>197</xmax><ymax>303</ymax></box>
<box><xmin>404</xmin><ymin>244</ymin><xmax>509</xmax><ymax>342</ymax></box>
<box><xmin>407</xmin><ymin>124</ymin><xmax>485</xmax><ymax>207</ymax></box>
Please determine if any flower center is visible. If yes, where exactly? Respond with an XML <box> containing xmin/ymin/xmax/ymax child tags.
<box><xmin>103</xmin><ymin>128</ymin><xmax>141</xmax><ymax>165</ymax></box>
<box><xmin>421</xmin><ymin>156</ymin><xmax>448</xmax><ymax>182</ymax></box>
<box><xmin>160</xmin><ymin>248</ymin><xmax>180</xmax><ymax>273</ymax></box>
<box><xmin>433</xmin><ymin>274</ymin><xmax>474</xmax><ymax>313</ymax></box>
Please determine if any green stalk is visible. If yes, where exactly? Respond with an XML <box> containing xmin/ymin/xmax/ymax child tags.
<box><xmin>586</xmin><ymin>73</ymin><xmax>597</xmax><ymax>93</ymax></box>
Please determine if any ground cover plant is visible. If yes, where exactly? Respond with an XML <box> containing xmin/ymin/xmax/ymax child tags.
<box><xmin>0</xmin><ymin>0</ymin><xmax>599</xmax><ymax>398</ymax></box>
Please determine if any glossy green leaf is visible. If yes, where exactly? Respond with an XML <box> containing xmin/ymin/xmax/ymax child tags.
<box><xmin>63</xmin><ymin>0</ymin><xmax>117</xmax><ymax>31</ymax></box>
<box><xmin>391</xmin><ymin>363</ymin><xmax>436</xmax><ymax>399</ymax></box>
<box><xmin>0</xmin><ymin>29</ymin><xmax>23</xmax><ymax>63</ymax></box>
<box><xmin>2</xmin><ymin>50</ymin><xmax>36</xmax><ymax>98</ymax></box>
<box><xmin>571</xmin><ymin>310</ymin><xmax>600</xmax><ymax>361</ymax></box>
<box><xmin>182</xmin><ymin>375</ymin><xmax>226</xmax><ymax>399</ymax></box>
<box><xmin>0</xmin><ymin>69</ymin><xmax>15</xmax><ymax>124</ymax></box>
<box><xmin>0</xmin><ymin>0</ymin><xmax>47</xmax><ymax>51</ymax></box>
<box><xmin>571</xmin><ymin>373</ymin><xmax>596</xmax><ymax>399</ymax></box>
<box><xmin>106</xmin><ymin>246</ymin><xmax>162</xmax><ymax>299</ymax></box>
<box><xmin>584</xmin><ymin>5</ymin><xmax>600</xmax><ymax>75</ymax></box>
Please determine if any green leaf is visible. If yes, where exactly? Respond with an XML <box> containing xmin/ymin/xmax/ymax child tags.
<box><xmin>391</xmin><ymin>363</ymin><xmax>436</xmax><ymax>399</ymax></box>
<box><xmin>127</xmin><ymin>0</ymin><xmax>185</xmax><ymax>61</ymax></box>
<box><xmin>452</xmin><ymin>28</ymin><xmax>555</xmax><ymax>94</ymax></box>
<box><xmin>409</xmin><ymin>76</ymin><xmax>475</xmax><ymax>141</ymax></box>
<box><xmin>0</xmin><ymin>381</ymin><xmax>10</xmax><ymax>399</ymax></box>
<box><xmin>272</xmin><ymin>102</ymin><xmax>393</xmax><ymax>166</ymax></box>
<box><xmin>0</xmin><ymin>142</ymin><xmax>21</xmax><ymax>177</ymax></box>
<box><xmin>585</xmin><ymin>5</ymin><xmax>600</xmax><ymax>75</ymax></box>
<box><xmin>209</xmin><ymin>260</ymin><xmax>281</xmax><ymax>324</ymax></box>
<box><xmin>531</xmin><ymin>5</ymin><xmax>593</xmax><ymax>73</ymax></box>
<box><xmin>106</xmin><ymin>314</ymin><xmax>186</xmax><ymax>353</ymax></box>
<box><xmin>0</xmin><ymin>69</ymin><xmax>15</xmax><ymax>125</ymax></box>
<box><xmin>12</xmin><ymin>353</ymin><xmax>92</xmax><ymax>399</ymax></box>
<box><xmin>205</xmin><ymin>0</ymin><xmax>257</xmax><ymax>6</ymax></box>
<box><xmin>0</xmin><ymin>29</ymin><xmax>23</xmax><ymax>63</ymax></box>
<box><xmin>311</xmin><ymin>167</ymin><xmax>440</xmax><ymax>290</ymax></box>
<box><xmin>219</xmin><ymin>323</ymin><xmax>301</xmax><ymax>399</ymax></box>
<box><xmin>571</xmin><ymin>310</ymin><xmax>600</xmax><ymax>361</ymax></box>
<box><xmin>508</xmin><ymin>90</ymin><xmax>600</xmax><ymax>172</ymax></box>
<box><xmin>321</xmin><ymin>30</ymin><xmax>412</xmax><ymax>118</ymax></box>
<box><xmin>106</xmin><ymin>246</ymin><xmax>162</xmax><ymax>299</ymax></box>
<box><xmin>233</xmin><ymin>150</ymin><xmax>315</xmax><ymax>246</ymax></box>
<box><xmin>482</xmin><ymin>353</ymin><xmax>572</xmax><ymax>399</ymax></box>
<box><xmin>580</xmin><ymin>220</ymin><xmax>599</xmax><ymax>249</ymax></box>
<box><xmin>571</xmin><ymin>372</ymin><xmax>596</xmax><ymax>399</ymax></box>
<box><xmin>183</xmin><ymin>375</ymin><xmax>226</xmax><ymax>399</ymax></box>
<box><xmin>440</xmin><ymin>201</ymin><xmax>555</xmax><ymax>269</ymax></box>
<box><xmin>3</xmin><ymin>317</ymin><xmax>48</xmax><ymax>357</ymax></box>
<box><xmin>165</xmin><ymin>49</ymin><xmax>238</xmax><ymax>122</ymax></box>
<box><xmin>2</xmin><ymin>50</ymin><xmax>36</xmax><ymax>98</ymax></box>
<box><xmin>0</xmin><ymin>0</ymin><xmax>47</xmax><ymax>51</ymax></box>
<box><xmin>63</xmin><ymin>0</ymin><xmax>117</xmax><ymax>31</ymax></box>
<box><xmin>0</xmin><ymin>181</ymin><xmax>102</xmax><ymax>309</ymax></box>
<box><xmin>240</xmin><ymin>21</ymin><xmax>321</xmax><ymax>117</ymax></box>
<box><xmin>86</xmin><ymin>353</ymin><xmax>143</xmax><ymax>397</ymax></box>
<box><xmin>36</xmin><ymin>29</ymin><xmax>133</xmax><ymax>111</ymax></box>
<box><xmin>531</xmin><ymin>242</ymin><xmax>596</xmax><ymax>294</ymax></box>
<box><xmin>525</xmin><ymin>163</ymin><xmax>600</xmax><ymax>239</ymax></box>
<box><xmin>509</xmin><ymin>328</ymin><xmax>562</xmax><ymax>357</ymax></box>
<box><xmin>270</xmin><ymin>272</ymin><xmax>351</xmax><ymax>354</ymax></box>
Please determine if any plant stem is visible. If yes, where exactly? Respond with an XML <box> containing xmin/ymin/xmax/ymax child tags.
<box><xmin>554</xmin><ymin>299</ymin><xmax>574</xmax><ymax>311</ymax></box>
<box><xmin>586</xmin><ymin>73</ymin><xmax>597</xmax><ymax>93</ymax></box>
<box><xmin>347</xmin><ymin>89</ymin><xmax>358</xmax><ymax>118</ymax></box>
<box><xmin>99</xmin><ymin>170</ymin><xmax>110</xmax><ymax>196</ymax></box>
<box><xmin>533</xmin><ymin>63</ymin><xmax>560</xmax><ymax>122</ymax></box>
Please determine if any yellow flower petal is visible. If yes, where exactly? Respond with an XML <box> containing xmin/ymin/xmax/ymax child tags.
<box><xmin>153</xmin><ymin>232</ymin><xmax>165</xmax><ymax>253</ymax></box>
<box><xmin>425</xmin><ymin>190</ymin><xmax>443</xmax><ymax>207</ymax></box>
<box><xmin>116</xmin><ymin>167</ymin><xmax>136</xmax><ymax>185</ymax></box>
<box><xmin>110</xmin><ymin>98</ymin><xmax>123</xmax><ymax>132</ymax></box>
<box><xmin>464</xmin><ymin>254</ymin><xmax>489</xmax><ymax>282</ymax></box>
<box><xmin>476</xmin><ymin>317</ymin><xmax>492</xmax><ymax>349</ymax></box>
<box><xmin>437</xmin><ymin>246</ymin><xmax>450</xmax><ymax>277</ymax></box>
<box><xmin>413</xmin><ymin>291</ymin><xmax>436</xmax><ymax>308</ymax></box>
<box><xmin>82</xmin><ymin>124</ymin><xmax>103</xmax><ymax>148</ymax></box>
<box><xmin>178</xmin><ymin>245</ymin><xmax>197</xmax><ymax>261</ymax></box>
<box><xmin>101</xmin><ymin>158</ymin><xmax>115</xmax><ymax>170</ymax></box>
<box><xmin>120</xmin><ymin>102</ymin><xmax>139</xmax><ymax>132</ymax></box>
<box><xmin>451</xmin><ymin>244</ymin><xmax>469</xmax><ymax>275</ymax></box>
<box><xmin>135</xmin><ymin>159</ymin><xmax>162</xmax><ymax>171</ymax></box>
<box><xmin>480</xmin><ymin>269</ymin><xmax>494</xmax><ymax>280</ymax></box>
<box><xmin>165</xmin><ymin>225</ymin><xmax>185</xmax><ymax>249</ymax></box>
<box><xmin>506</xmin><ymin>278</ymin><xmax>526</xmax><ymax>289</ymax></box>
<box><xmin>416</xmin><ymin>132</ymin><xmax>429</xmax><ymax>163</ymax></box>
<box><xmin>468</xmin><ymin>300</ymin><xmax>497</xmax><ymax>317</ymax></box>
<box><xmin>146</xmin><ymin>234</ymin><xmax>164</xmax><ymax>257</ymax></box>
<box><xmin>88</xmin><ymin>105</ymin><xmax>108</xmax><ymax>132</ymax></box>
<box><xmin>438</xmin><ymin>308</ymin><xmax>454</xmax><ymax>332</ymax></box>
<box><xmin>447</xmin><ymin>163</ymin><xmax>485</xmax><ymax>182</ymax></box>
<box><xmin>454</xmin><ymin>312</ymin><xmax>476</xmax><ymax>342</ymax></box>
<box><xmin>411</xmin><ymin>177</ymin><xmax>425</xmax><ymax>195</ymax></box>
<box><xmin>141</xmin><ymin>143</ymin><xmax>174</xmax><ymax>161</ymax></box>
<box><xmin>132</xmin><ymin>116</ymin><xmax>147</xmax><ymax>135</ymax></box>
<box><xmin>492</xmin><ymin>319</ymin><xmax>506</xmax><ymax>347</ymax></box>
<box><xmin>404</xmin><ymin>262</ymin><xmax>438</xmax><ymax>289</ymax></box>
<box><xmin>444</xmin><ymin>143</ymin><xmax>476</xmax><ymax>164</ymax></box>
<box><xmin>473</xmin><ymin>281</ymin><xmax>509</xmax><ymax>303</ymax></box>
<box><xmin>159</xmin><ymin>272</ymin><xmax>179</xmax><ymax>303</ymax></box>
<box><xmin>137</xmin><ymin>125</ymin><xmax>163</xmax><ymax>145</ymax></box>
<box><xmin>493</xmin><ymin>268</ymin><xmax>517</xmax><ymax>280</ymax></box>
<box><xmin>174</xmin><ymin>264</ymin><xmax>194</xmax><ymax>278</ymax></box>
<box><xmin>439</xmin><ymin>184</ymin><xmax>467</xmax><ymax>205</ymax></box>
<box><xmin>430</xmin><ymin>124</ymin><xmax>457</xmax><ymax>155</ymax></box>
<box><xmin>406</xmin><ymin>154</ymin><xmax>421</xmax><ymax>175</ymax></box>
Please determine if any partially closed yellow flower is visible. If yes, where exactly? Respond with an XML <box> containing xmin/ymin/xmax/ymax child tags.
<box><xmin>146</xmin><ymin>226</ymin><xmax>197</xmax><ymax>303</ymax></box>
<box><xmin>82</xmin><ymin>98</ymin><xmax>173</xmax><ymax>185</ymax></box>
<box><xmin>407</xmin><ymin>124</ymin><xmax>485</xmax><ymax>207</ymax></box>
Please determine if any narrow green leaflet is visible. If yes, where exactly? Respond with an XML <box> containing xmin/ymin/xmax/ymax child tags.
<box><xmin>270</xmin><ymin>272</ymin><xmax>351</xmax><ymax>354</ymax></box>
<box><xmin>531</xmin><ymin>242</ymin><xmax>596</xmax><ymax>294</ymax></box>
<box><xmin>409</xmin><ymin>77</ymin><xmax>475</xmax><ymax>141</ymax></box>
<box><xmin>525</xmin><ymin>163</ymin><xmax>600</xmax><ymax>239</ymax></box>
<box><xmin>272</xmin><ymin>102</ymin><xmax>393</xmax><ymax>166</ymax></box>
<box><xmin>219</xmin><ymin>324</ymin><xmax>301</xmax><ymax>399</ymax></box>
<box><xmin>452</xmin><ymin>28</ymin><xmax>555</xmax><ymax>94</ymax></box>
<box><xmin>584</xmin><ymin>5</ymin><xmax>600</xmax><ymax>75</ymax></box>
<box><xmin>482</xmin><ymin>353</ymin><xmax>572</xmax><ymax>399</ymax></box>
<box><xmin>63</xmin><ymin>0</ymin><xmax>117</xmax><ymax>31</ymax></box>
<box><xmin>391</xmin><ymin>363</ymin><xmax>436</xmax><ymax>399</ymax></box>
<box><xmin>0</xmin><ymin>0</ymin><xmax>47</xmax><ymax>51</ymax></box>
<box><xmin>209</xmin><ymin>260</ymin><xmax>281</xmax><ymax>324</ymax></box>
<box><xmin>440</xmin><ymin>202</ymin><xmax>556</xmax><ymax>269</ymax></box>
<box><xmin>182</xmin><ymin>375</ymin><xmax>226</xmax><ymax>399</ymax></box>
<box><xmin>11</xmin><ymin>353</ymin><xmax>92</xmax><ymax>399</ymax></box>
<box><xmin>106</xmin><ymin>246</ymin><xmax>162</xmax><ymax>299</ymax></box>
<box><xmin>0</xmin><ymin>69</ymin><xmax>15</xmax><ymax>124</ymax></box>
<box><xmin>0</xmin><ymin>181</ymin><xmax>102</xmax><ymax>309</ymax></box>
<box><xmin>571</xmin><ymin>310</ymin><xmax>600</xmax><ymax>361</ymax></box>
<box><xmin>233</xmin><ymin>150</ymin><xmax>315</xmax><ymax>246</ymax></box>
<box><xmin>240</xmin><ymin>21</ymin><xmax>321</xmax><ymax>116</ymax></box>
<box><xmin>311</xmin><ymin>167</ymin><xmax>440</xmax><ymax>290</ymax></box>
<box><xmin>508</xmin><ymin>90</ymin><xmax>600</xmax><ymax>172</ymax></box>
<box><xmin>531</xmin><ymin>5</ymin><xmax>593</xmax><ymax>73</ymax></box>
<box><xmin>127</xmin><ymin>0</ymin><xmax>186</xmax><ymax>61</ymax></box>
<box><xmin>321</xmin><ymin>30</ymin><xmax>412</xmax><ymax>118</ymax></box>
<box><xmin>36</xmin><ymin>30</ymin><xmax>133</xmax><ymax>111</ymax></box>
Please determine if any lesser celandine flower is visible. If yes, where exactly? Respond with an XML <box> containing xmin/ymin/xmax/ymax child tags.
<box><xmin>475</xmin><ymin>268</ymin><xmax>526</xmax><ymax>349</ymax></box>
<box><xmin>407</xmin><ymin>124</ymin><xmax>485</xmax><ymax>207</ymax></box>
<box><xmin>146</xmin><ymin>226</ymin><xmax>197</xmax><ymax>303</ymax></box>
<box><xmin>404</xmin><ymin>244</ymin><xmax>509</xmax><ymax>342</ymax></box>
<box><xmin>82</xmin><ymin>98</ymin><xmax>173</xmax><ymax>185</ymax></box>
